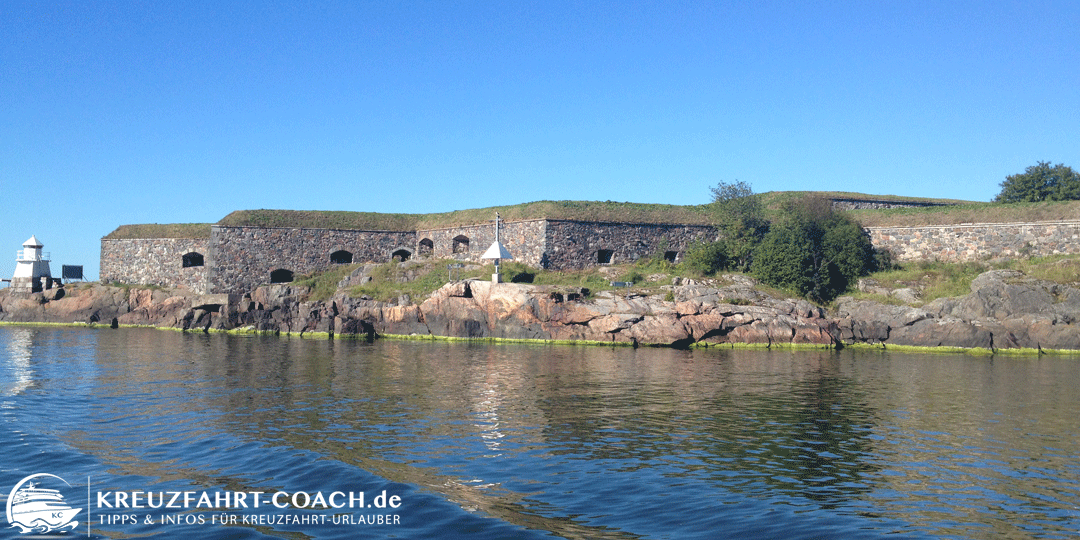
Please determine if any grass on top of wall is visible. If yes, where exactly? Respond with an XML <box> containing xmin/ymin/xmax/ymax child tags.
<box><xmin>849</xmin><ymin>199</ymin><xmax>1080</xmax><ymax>228</ymax></box>
<box><xmin>103</xmin><ymin>223</ymin><xmax>213</xmax><ymax>239</ymax></box>
<box><xmin>217</xmin><ymin>201</ymin><xmax>716</xmax><ymax>231</ymax></box>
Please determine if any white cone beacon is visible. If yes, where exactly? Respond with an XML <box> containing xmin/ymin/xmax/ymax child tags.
<box><xmin>480</xmin><ymin>213</ymin><xmax>513</xmax><ymax>283</ymax></box>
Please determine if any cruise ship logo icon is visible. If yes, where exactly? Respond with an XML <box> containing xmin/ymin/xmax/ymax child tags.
<box><xmin>6</xmin><ymin>474</ymin><xmax>81</xmax><ymax>534</ymax></box>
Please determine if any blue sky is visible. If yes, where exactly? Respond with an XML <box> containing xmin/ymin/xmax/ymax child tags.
<box><xmin>3</xmin><ymin>0</ymin><xmax>1078</xmax><ymax>281</ymax></box>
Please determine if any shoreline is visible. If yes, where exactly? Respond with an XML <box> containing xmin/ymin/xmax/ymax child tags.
<box><xmin>4</xmin><ymin>267</ymin><xmax>1080</xmax><ymax>354</ymax></box>
<box><xmin>4</xmin><ymin>320</ymin><xmax>1075</xmax><ymax>356</ymax></box>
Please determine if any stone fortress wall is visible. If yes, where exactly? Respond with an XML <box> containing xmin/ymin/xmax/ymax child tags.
<box><xmin>206</xmin><ymin>226</ymin><xmax>417</xmax><ymax>295</ymax></box>
<box><xmin>100</xmin><ymin>218</ymin><xmax>716</xmax><ymax>294</ymax></box>
<box><xmin>98</xmin><ymin>198</ymin><xmax>1080</xmax><ymax>294</ymax></box>
<box><xmin>541</xmin><ymin>220</ymin><xmax>715</xmax><ymax>270</ymax></box>
<box><xmin>867</xmin><ymin>221</ymin><xmax>1080</xmax><ymax>262</ymax></box>
<box><xmin>100</xmin><ymin>237</ymin><xmax>210</xmax><ymax>293</ymax></box>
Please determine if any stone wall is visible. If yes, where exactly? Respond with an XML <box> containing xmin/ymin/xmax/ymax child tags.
<box><xmin>416</xmin><ymin>220</ymin><xmax>548</xmax><ymax>266</ymax></box>
<box><xmin>100</xmin><ymin>238</ymin><xmax>210</xmax><ymax>292</ymax></box>
<box><xmin>831</xmin><ymin>198</ymin><xmax>954</xmax><ymax>210</ymax></box>
<box><xmin>109</xmin><ymin>215</ymin><xmax>1080</xmax><ymax>295</ymax></box>
<box><xmin>868</xmin><ymin>220</ymin><xmax>1080</xmax><ymax>262</ymax></box>
<box><xmin>542</xmin><ymin>220</ymin><xmax>716</xmax><ymax>270</ymax></box>
<box><xmin>208</xmin><ymin>226</ymin><xmax>417</xmax><ymax>294</ymax></box>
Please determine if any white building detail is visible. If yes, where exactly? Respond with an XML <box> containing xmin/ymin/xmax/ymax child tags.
<box><xmin>10</xmin><ymin>235</ymin><xmax>55</xmax><ymax>293</ymax></box>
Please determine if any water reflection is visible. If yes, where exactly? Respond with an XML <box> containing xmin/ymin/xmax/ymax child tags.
<box><xmin>1</xmin><ymin>327</ymin><xmax>35</xmax><ymax>398</ymax></box>
<box><xmin>2</xmin><ymin>327</ymin><xmax>1077</xmax><ymax>539</ymax></box>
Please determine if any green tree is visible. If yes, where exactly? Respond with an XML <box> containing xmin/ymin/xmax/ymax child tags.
<box><xmin>708</xmin><ymin>180</ymin><xmax>769</xmax><ymax>271</ymax></box>
<box><xmin>994</xmin><ymin>161</ymin><xmax>1080</xmax><ymax>203</ymax></box>
<box><xmin>682</xmin><ymin>241</ymin><xmax>728</xmax><ymax>276</ymax></box>
<box><xmin>750</xmin><ymin>195</ymin><xmax>874</xmax><ymax>302</ymax></box>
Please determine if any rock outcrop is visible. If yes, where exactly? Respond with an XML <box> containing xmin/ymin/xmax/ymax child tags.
<box><xmin>3</xmin><ymin>270</ymin><xmax>1079</xmax><ymax>351</ymax></box>
<box><xmin>836</xmin><ymin>269</ymin><xmax>1080</xmax><ymax>350</ymax></box>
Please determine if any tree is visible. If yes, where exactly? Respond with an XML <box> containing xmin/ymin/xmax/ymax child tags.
<box><xmin>708</xmin><ymin>180</ymin><xmax>769</xmax><ymax>271</ymax></box>
<box><xmin>750</xmin><ymin>195</ymin><xmax>874</xmax><ymax>302</ymax></box>
<box><xmin>994</xmin><ymin>162</ymin><xmax>1080</xmax><ymax>203</ymax></box>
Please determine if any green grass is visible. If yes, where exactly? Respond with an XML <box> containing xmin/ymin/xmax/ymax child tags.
<box><xmin>346</xmin><ymin>260</ymin><xmax>484</xmax><ymax>302</ymax></box>
<box><xmin>292</xmin><ymin>246</ymin><xmax>770</xmax><ymax>304</ymax></box>
<box><xmin>217</xmin><ymin>201</ymin><xmax>716</xmax><ymax>231</ymax></box>
<box><xmin>110</xmin><ymin>193</ymin><xmax>1080</xmax><ymax>238</ymax></box>
<box><xmin>292</xmin><ymin>263</ymin><xmax>365</xmax><ymax>301</ymax></box>
<box><xmin>993</xmin><ymin>254</ymin><xmax>1080</xmax><ymax>285</ymax></box>
<box><xmin>850</xmin><ymin>199</ymin><xmax>1080</xmax><ymax>228</ymax></box>
<box><xmin>848</xmin><ymin>260</ymin><xmax>988</xmax><ymax>304</ymax></box>
<box><xmin>847</xmin><ymin>254</ymin><xmax>1080</xmax><ymax>306</ymax></box>
<box><xmin>103</xmin><ymin>223</ymin><xmax>213</xmax><ymax>239</ymax></box>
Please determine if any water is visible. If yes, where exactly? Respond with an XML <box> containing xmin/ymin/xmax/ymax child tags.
<box><xmin>1</xmin><ymin>326</ymin><xmax>1078</xmax><ymax>539</ymax></box>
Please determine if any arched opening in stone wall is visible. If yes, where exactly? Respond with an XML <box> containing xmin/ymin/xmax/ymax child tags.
<box><xmin>452</xmin><ymin>235</ymin><xmax>470</xmax><ymax>254</ymax></box>
<box><xmin>664</xmin><ymin>251</ymin><xmax>678</xmax><ymax>263</ymax></box>
<box><xmin>418</xmin><ymin>238</ymin><xmax>434</xmax><ymax>256</ymax></box>
<box><xmin>597</xmin><ymin>249</ymin><xmax>614</xmax><ymax>264</ymax></box>
<box><xmin>182</xmin><ymin>252</ymin><xmax>204</xmax><ymax>268</ymax></box>
<box><xmin>330</xmin><ymin>250</ymin><xmax>353</xmax><ymax>264</ymax></box>
<box><xmin>391</xmin><ymin>249</ymin><xmax>412</xmax><ymax>262</ymax></box>
<box><xmin>270</xmin><ymin>269</ymin><xmax>294</xmax><ymax>284</ymax></box>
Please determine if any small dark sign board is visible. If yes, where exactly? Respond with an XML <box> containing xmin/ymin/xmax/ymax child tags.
<box><xmin>610</xmin><ymin>281</ymin><xmax>634</xmax><ymax>288</ymax></box>
<box><xmin>62</xmin><ymin>265</ymin><xmax>84</xmax><ymax>280</ymax></box>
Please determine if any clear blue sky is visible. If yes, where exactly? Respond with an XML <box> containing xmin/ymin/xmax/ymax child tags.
<box><xmin>3</xmin><ymin>0</ymin><xmax>1078</xmax><ymax>281</ymax></box>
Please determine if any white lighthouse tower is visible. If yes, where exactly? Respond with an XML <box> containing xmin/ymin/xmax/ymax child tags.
<box><xmin>10</xmin><ymin>235</ymin><xmax>54</xmax><ymax>293</ymax></box>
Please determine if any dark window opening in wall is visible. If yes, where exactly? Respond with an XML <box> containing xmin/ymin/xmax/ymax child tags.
<box><xmin>270</xmin><ymin>269</ymin><xmax>294</xmax><ymax>284</ymax></box>
<box><xmin>597</xmin><ymin>249</ymin><xmax>614</xmax><ymax>264</ymax></box>
<box><xmin>182</xmin><ymin>252</ymin><xmax>204</xmax><ymax>268</ymax></box>
<box><xmin>391</xmin><ymin>249</ymin><xmax>412</xmax><ymax>262</ymax></box>
<box><xmin>452</xmin><ymin>235</ymin><xmax>470</xmax><ymax>254</ymax></box>
<box><xmin>664</xmin><ymin>251</ymin><xmax>678</xmax><ymax>263</ymax></box>
<box><xmin>418</xmin><ymin>238</ymin><xmax>434</xmax><ymax>256</ymax></box>
<box><xmin>330</xmin><ymin>250</ymin><xmax>353</xmax><ymax>264</ymax></box>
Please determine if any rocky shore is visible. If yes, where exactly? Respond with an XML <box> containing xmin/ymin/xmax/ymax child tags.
<box><xmin>2</xmin><ymin>269</ymin><xmax>1079</xmax><ymax>352</ymax></box>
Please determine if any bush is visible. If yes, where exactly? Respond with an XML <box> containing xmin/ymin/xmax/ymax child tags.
<box><xmin>681</xmin><ymin>241</ymin><xmax>728</xmax><ymax>276</ymax></box>
<box><xmin>751</xmin><ymin>196</ymin><xmax>874</xmax><ymax>302</ymax></box>
<box><xmin>618</xmin><ymin>270</ymin><xmax>645</xmax><ymax>284</ymax></box>
<box><xmin>709</xmin><ymin>181</ymin><xmax>769</xmax><ymax>271</ymax></box>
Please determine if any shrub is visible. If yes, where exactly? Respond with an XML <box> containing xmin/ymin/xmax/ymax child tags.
<box><xmin>681</xmin><ymin>241</ymin><xmax>728</xmax><ymax>276</ymax></box>
<box><xmin>751</xmin><ymin>196</ymin><xmax>874</xmax><ymax>302</ymax></box>
<box><xmin>709</xmin><ymin>181</ymin><xmax>769</xmax><ymax>271</ymax></box>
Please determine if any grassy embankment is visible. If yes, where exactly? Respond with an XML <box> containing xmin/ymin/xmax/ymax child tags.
<box><xmin>294</xmin><ymin>250</ymin><xmax>1080</xmax><ymax>308</ymax></box>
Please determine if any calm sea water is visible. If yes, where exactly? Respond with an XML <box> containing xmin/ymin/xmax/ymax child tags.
<box><xmin>1</xmin><ymin>326</ymin><xmax>1078</xmax><ymax>539</ymax></box>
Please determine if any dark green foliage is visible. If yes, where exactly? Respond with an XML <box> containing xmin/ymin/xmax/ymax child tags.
<box><xmin>618</xmin><ymin>270</ymin><xmax>645</xmax><ymax>284</ymax></box>
<box><xmin>499</xmin><ymin>261</ymin><xmax>536</xmax><ymax>283</ymax></box>
<box><xmin>994</xmin><ymin>162</ymin><xmax>1080</xmax><ymax>203</ymax></box>
<box><xmin>708</xmin><ymin>181</ymin><xmax>769</xmax><ymax>271</ymax></box>
<box><xmin>681</xmin><ymin>241</ymin><xmax>728</xmax><ymax>276</ymax></box>
<box><xmin>750</xmin><ymin>219</ymin><xmax>816</xmax><ymax>295</ymax></box>
<box><xmin>872</xmin><ymin>248</ymin><xmax>898</xmax><ymax>272</ymax></box>
<box><xmin>751</xmin><ymin>196</ymin><xmax>874</xmax><ymax>302</ymax></box>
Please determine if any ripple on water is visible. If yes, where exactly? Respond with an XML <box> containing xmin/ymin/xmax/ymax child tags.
<box><xmin>1</xmin><ymin>328</ymin><xmax>1078</xmax><ymax>539</ymax></box>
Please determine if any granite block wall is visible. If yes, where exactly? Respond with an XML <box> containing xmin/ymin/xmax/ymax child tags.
<box><xmin>868</xmin><ymin>221</ymin><xmax>1080</xmax><ymax>261</ymax></box>
<box><xmin>208</xmin><ymin>226</ymin><xmax>416</xmax><ymax>294</ymax></box>
<box><xmin>542</xmin><ymin>220</ymin><xmax>717</xmax><ymax>270</ymax></box>
<box><xmin>104</xmin><ymin>215</ymin><xmax>1080</xmax><ymax>295</ymax></box>
<box><xmin>416</xmin><ymin>219</ymin><xmax>548</xmax><ymax>266</ymax></box>
<box><xmin>830</xmin><ymin>199</ymin><xmax>953</xmax><ymax>210</ymax></box>
<box><xmin>100</xmin><ymin>238</ymin><xmax>210</xmax><ymax>293</ymax></box>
